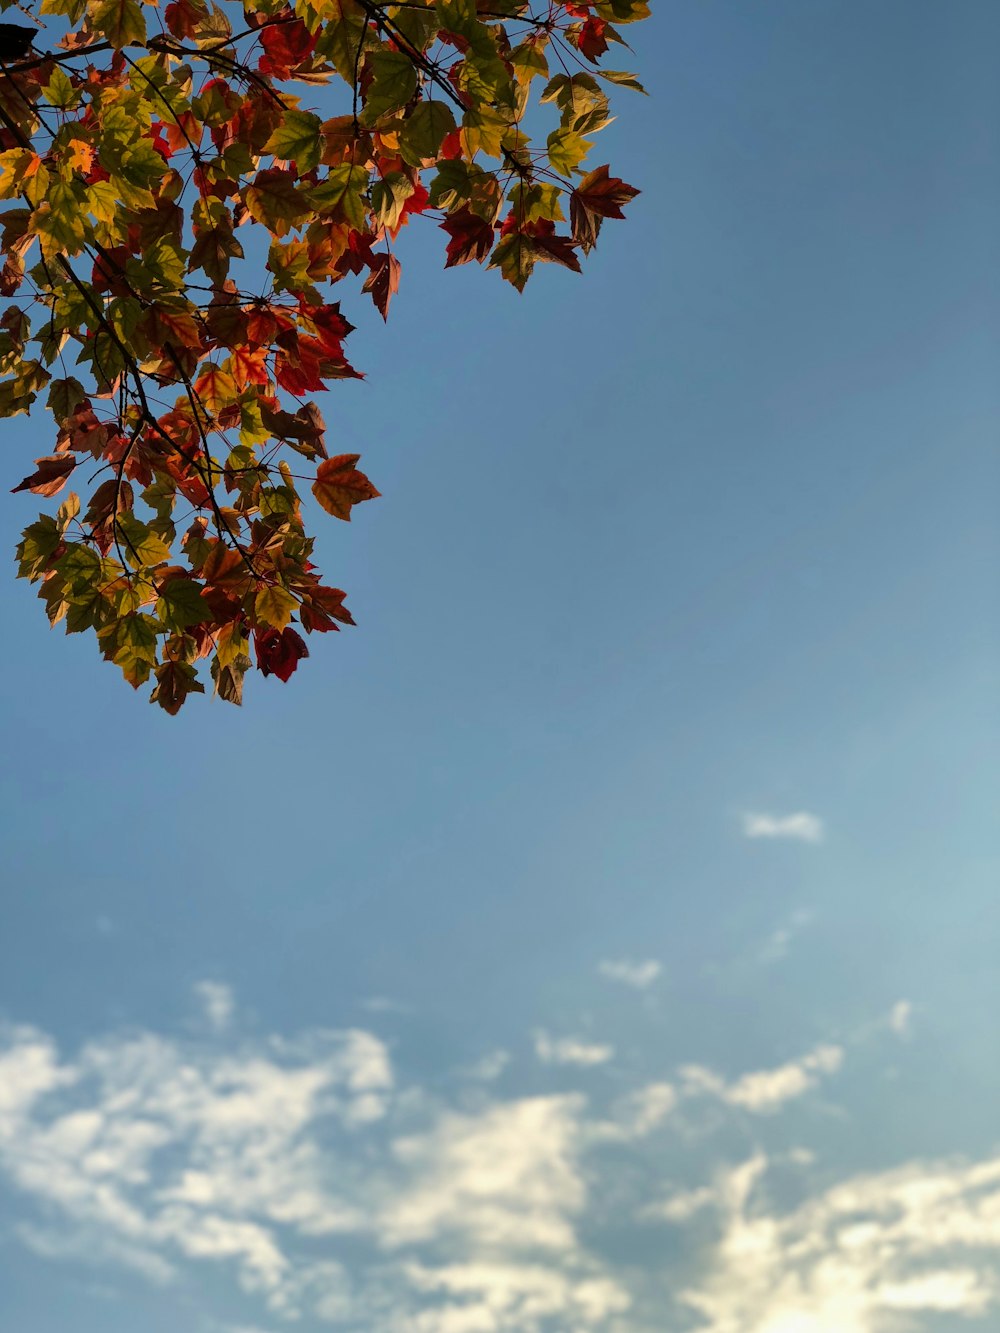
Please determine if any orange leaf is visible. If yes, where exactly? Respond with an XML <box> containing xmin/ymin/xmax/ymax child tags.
<box><xmin>312</xmin><ymin>454</ymin><xmax>379</xmax><ymax>521</ymax></box>
<box><xmin>192</xmin><ymin>363</ymin><xmax>239</xmax><ymax>414</ymax></box>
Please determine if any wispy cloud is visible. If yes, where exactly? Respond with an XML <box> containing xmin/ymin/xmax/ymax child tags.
<box><xmin>0</xmin><ymin>1012</ymin><xmax>621</xmax><ymax>1331</ymax></box>
<box><xmin>1</xmin><ymin>1005</ymin><xmax>995</xmax><ymax>1333</ymax></box>
<box><xmin>679</xmin><ymin>1042</ymin><xmax>843</xmax><ymax>1115</ymax></box>
<box><xmin>463</xmin><ymin>1049</ymin><xmax>510</xmax><ymax>1081</ymax></box>
<box><xmin>192</xmin><ymin>981</ymin><xmax>235</xmax><ymax>1033</ymax></box>
<box><xmin>741</xmin><ymin>811</ymin><xmax>825</xmax><ymax>843</ymax></box>
<box><xmin>888</xmin><ymin>1000</ymin><xmax>913</xmax><ymax>1038</ymax></box>
<box><xmin>533</xmin><ymin>1031</ymin><xmax>614</xmax><ymax>1068</ymax></box>
<box><xmin>597</xmin><ymin>958</ymin><xmax>662</xmax><ymax>990</ymax></box>
<box><xmin>756</xmin><ymin>908</ymin><xmax>814</xmax><ymax>964</ymax></box>
<box><xmin>360</xmin><ymin>996</ymin><xmax>412</xmax><ymax>1016</ymax></box>
<box><xmin>673</xmin><ymin>1152</ymin><xmax>1000</xmax><ymax>1332</ymax></box>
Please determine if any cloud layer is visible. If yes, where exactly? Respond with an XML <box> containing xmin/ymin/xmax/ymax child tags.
<box><xmin>1</xmin><ymin>994</ymin><xmax>998</xmax><ymax>1333</ymax></box>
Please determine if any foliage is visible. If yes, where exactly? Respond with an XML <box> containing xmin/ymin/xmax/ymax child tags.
<box><xmin>1</xmin><ymin>0</ymin><xmax>647</xmax><ymax>711</ymax></box>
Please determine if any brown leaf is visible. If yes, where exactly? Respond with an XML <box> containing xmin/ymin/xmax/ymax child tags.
<box><xmin>362</xmin><ymin>252</ymin><xmax>401</xmax><ymax>321</ymax></box>
<box><xmin>11</xmin><ymin>455</ymin><xmax>76</xmax><ymax>497</ymax></box>
<box><xmin>312</xmin><ymin>453</ymin><xmax>380</xmax><ymax>521</ymax></box>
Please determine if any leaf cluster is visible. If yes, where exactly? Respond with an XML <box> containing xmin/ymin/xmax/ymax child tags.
<box><xmin>2</xmin><ymin>0</ymin><xmax>647</xmax><ymax>710</ymax></box>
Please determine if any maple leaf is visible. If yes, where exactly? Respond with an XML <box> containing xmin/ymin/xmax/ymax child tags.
<box><xmin>528</xmin><ymin>219</ymin><xmax>582</xmax><ymax>271</ymax></box>
<box><xmin>298</xmin><ymin>584</ymin><xmax>355</xmax><ymax>633</ymax></box>
<box><xmin>150</xmin><ymin>659</ymin><xmax>205</xmax><ymax>714</ymax></box>
<box><xmin>263</xmin><ymin>109</ymin><xmax>324</xmax><ymax>173</ymax></box>
<box><xmin>243</xmin><ymin>168</ymin><xmax>310</xmax><ymax>237</ymax></box>
<box><xmin>89</xmin><ymin>0</ymin><xmax>147</xmax><ymax>46</ymax></box>
<box><xmin>312</xmin><ymin>454</ymin><xmax>380</xmax><ymax>520</ymax></box>
<box><xmin>193</xmin><ymin>363</ymin><xmax>239</xmax><ymax>415</ymax></box>
<box><xmin>570</xmin><ymin>163</ymin><xmax>640</xmax><ymax>250</ymax></box>
<box><xmin>578</xmin><ymin>15</ymin><xmax>609</xmax><ymax>62</ymax></box>
<box><xmin>441</xmin><ymin>207</ymin><xmax>495</xmax><ymax>267</ymax></box>
<box><xmin>258</xmin><ymin>17</ymin><xmax>318</xmax><ymax>79</ymax></box>
<box><xmin>362</xmin><ymin>252</ymin><xmax>401</xmax><ymax>321</ymax></box>
<box><xmin>253</xmin><ymin>625</ymin><xmax>309</xmax><ymax>681</ymax></box>
<box><xmin>156</xmin><ymin>575</ymin><xmax>211</xmax><ymax>631</ymax></box>
<box><xmin>12</xmin><ymin>455</ymin><xmax>77</xmax><ymax>498</ymax></box>
<box><xmin>164</xmin><ymin>0</ymin><xmax>205</xmax><ymax>38</ymax></box>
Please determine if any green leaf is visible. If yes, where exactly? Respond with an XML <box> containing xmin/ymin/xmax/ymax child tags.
<box><xmin>156</xmin><ymin>577</ymin><xmax>211</xmax><ymax>631</ymax></box>
<box><xmin>244</xmin><ymin>169</ymin><xmax>310</xmax><ymax>237</ymax></box>
<box><xmin>428</xmin><ymin>159</ymin><xmax>472</xmax><ymax>211</ymax></box>
<box><xmin>399</xmin><ymin>101</ymin><xmax>456</xmax><ymax>166</ymax></box>
<box><xmin>108</xmin><ymin>613</ymin><xmax>159</xmax><ymax>688</ymax></box>
<box><xmin>34</xmin><ymin>178</ymin><xmax>89</xmax><ymax>255</ymax></box>
<box><xmin>56</xmin><ymin>492</ymin><xmax>80</xmax><ymax>534</ymax></box>
<box><xmin>546</xmin><ymin>128</ymin><xmax>593</xmax><ymax>176</ymax></box>
<box><xmin>540</xmin><ymin>73</ymin><xmax>611</xmax><ymax>135</ymax></box>
<box><xmin>116</xmin><ymin>512</ymin><xmax>172</xmax><ymax>569</ymax></box>
<box><xmin>313</xmin><ymin>7</ymin><xmax>368</xmax><ymax>85</ymax></box>
<box><xmin>370</xmin><ymin>172</ymin><xmax>414</xmax><ymax>230</ymax></box>
<box><xmin>598</xmin><ymin>69</ymin><xmax>647</xmax><ymax>93</ymax></box>
<box><xmin>47</xmin><ymin>376</ymin><xmax>88</xmax><ymax>424</ymax></box>
<box><xmin>264</xmin><ymin>109</ymin><xmax>324</xmax><ymax>173</ymax></box>
<box><xmin>16</xmin><ymin>515</ymin><xmax>61</xmax><ymax>580</ymax></box>
<box><xmin>489</xmin><ymin>230</ymin><xmax>535</xmax><ymax>292</ymax></box>
<box><xmin>255</xmin><ymin>583</ymin><xmax>297</xmax><ymax>630</ymax></box>
<box><xmin>307</xmin><ymin>164</ymin><xmax>368</xmax><ymax>230</ymax></box>
<box><xmin>507</xmin><ymin>181</ymin><xmax>564</xmax><ymax>224</ymax></box>
<box><xmin>361</xmin><ymin>50</ymin><xmax>418</xmax><ymax>124</ymax></box>
<box><xmin>86</xmin><ymin>179</ymin><xmax>120</xmax><ymax>225</ymax></box>
<box><xmin>460</xmin><ymin>106</ymin><xmax>508</xmax><ymax>160</ymax></box>
<box><xmin>87</xmin><ymin>0</ymin><xmax>147</xmax><ymax>46</ymax></box>
<box><xmin>40</xmin><ymin>0</ymin><xmax>87</xmax><ymax>17</ymax></box>
<box><xmin>43</xmin><ymin>66</ymin><xmax>80</xmax><ymax>111</ymax></box>
<box><xmin>510</xmin><ymin>38</ymin><xmax>549</xmax><ymax>85</ymax></box>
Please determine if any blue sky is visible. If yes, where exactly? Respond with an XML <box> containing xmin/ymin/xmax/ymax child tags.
<box><xmin>1</xmin><ymin>1</ymin><xmax>999</xmax><ymax>1330</ymax></box>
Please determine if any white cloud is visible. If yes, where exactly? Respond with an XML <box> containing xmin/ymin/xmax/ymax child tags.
<box><xmin>384</xmin><ymin>1096</ymin><xmax>587</xmax><ymax>1253</ymax></box>
<box><xmin>0</xmin><ymin>1022</ymin><xmax>618</xmax><ymax>1331</ymax></box>
<box><xmin>3</xmin><ymin>1010</ymin><xmax>998</xmax><ymax>1333</ymax></box>
<box><xmin>360</xmin><ymin>996</ymin><xmax>412</xmax><ymax>1015</ymax></box>
<box><xmin>405</xmin><ymin>1260</ymin><xmax>630</xmax><ymax>1329</ymax></box>
<box><xmin>597</xmin><ymin>959</ymin><xmax>662</xmax><ymax>990</ymax></box>
<box><xmin>888</xmin><ymin>1000</ymin><xmax>913</xmax><ymax>1038</ymax></box>
<box><xmin>676</xmin><ymin>1152</ymin><xmax>1000</xmax><ymax>1332</ymax></box>
<box><xmin>193</xmin><ymin>981</ymin><xmax>235</xmax><ymax>1033</ymax></box>
<box><xmin>741</xmin><ymin>812</ymin><xmax>825</xmax><ymax>843</ymax></box>
<box><xmin>613</xmin><ymin>1083</ymin><xmax>678</xmax><ymax>1138</ymax></box>
<box><xmin>533</xmin><ymin>1032</ymin><xmax>614</xmax><ymax>1068</ymax></box>
<box><xmin>644</xmin><ymin>1184</ymin><xmax>717</xmax><ymax>1223</ymax></box>
<box><xmin>757</xmin><ymin>909</ymin><xmax>814</xmax><ymax>964</ymax></box>
<box><xmin>0</xmin><ymin>1023</ymin><xmax>393</xmax><ymax>1313</ymax></box>
<box><xmin>464</xmin><ymin>1050</ymin><xmax>510</xmax><ymax>1081</ymax></box>
<box><xmin>680</xmin><ymin>1043</ymin><xmax>843</xmax><ymax>1115</ymax></box>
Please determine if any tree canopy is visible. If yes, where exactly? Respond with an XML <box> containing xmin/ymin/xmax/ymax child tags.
<box><xmin>2</xmin><ymin>0</ymin><xmax>648</xmax><ymax>711</ymax></box>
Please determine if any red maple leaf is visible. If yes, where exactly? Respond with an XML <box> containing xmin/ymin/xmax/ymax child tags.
<box><xmin>257</xmin><ymin>16</ymin><xmax>317</xmax><ymax>79</ymax></box>
<box><xmin>254</xmin><ymin>626</ymin><xmax>309</xmax><ymax>681</ymax></box>
<box><xmin>440</xmin><ymin>207</ymin><xmax>495</xmax><ymax>267</ymax></box>
<box><xmin>578</xmin><ymin>15</ymin><xmax>609</xmax><ymax>62</ymax></box>
<box><xmin>525</xmin><ymin>219</ymin><xmax>582</xmax><ymax>272</ymax></box>
<box><xmin>297</xmin><ymin>584</ymin><xmax>355</xmax><ymax>633</ymax></box>
<box><xmin>570</xmin><ymin>164</ymin><xmax>640</xmax><ymax>250</ymax></box>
